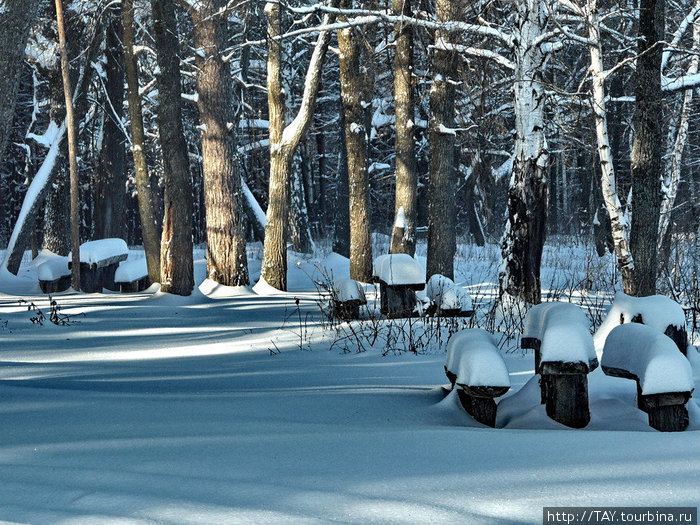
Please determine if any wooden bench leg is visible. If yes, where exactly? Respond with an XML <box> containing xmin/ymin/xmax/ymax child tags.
<box><xmin>80</xmin><ymin>264</ymin><xmax>103</xmax><ymax>293</ymax></box>
<box><xmin>545</xmin><ymin>373</ymin><xmax>590</xmax><ymax>428</ymax></box>
<box><xmin>457</xmin><ymin>389</ymin><xmax>498</xmax><ymax>427</ymax></box>
<box><xmin>647</xmin><ymin>404</ymin><xmax>689</xmax><ymax>432</ymax></box>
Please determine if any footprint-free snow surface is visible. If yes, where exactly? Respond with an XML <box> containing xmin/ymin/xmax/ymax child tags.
<box><xmin>0</xmin><ymin>248</ymin><xmax>698</xmax><ymax>524</ymax></box>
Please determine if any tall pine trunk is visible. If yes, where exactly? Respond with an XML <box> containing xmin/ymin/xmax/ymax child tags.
<box><xmin>94</xmin><ymin>6</ymin><xmax>127</xmax><ymax>240</ymax></box>
<box><xmin>426</xmin><ymin>0</ymin><xmax>460</xmax><ymax>280</ymax></box>
<box><xmin>151</xmin><ymin>0</ymin><xmax>194</xmax><ymax>295</ymax></box>
<box><xmin>629</xmin><ymin>0</ymin><xmax>665</xmax><ymax>296</ymax></box>
<box><xmin>0</xmin><ymin>0</ymin><xmax>39</xmax><ymax>164</ymax></box>
<box><xmin>338</xmin><ymin>0</ymin><xmax>373</xmax><ymax>282</ymax></box>
<box><xmin>499</xmin><ymin>0</ymin><xmax>549</xmax><ymax>305</ymax></box>
<box><xmin>192</xmin><ymin>0</ymin><xmax>249</xmax><ymax>286</ymax></box>
<box><xmin>390</xmin><ymin>0</ymin><xmax>417</xmax><ymax>256</ymax></box>
<box><xmin>123</xmin><ymin>0</ymin><xmax>161</xmax><ymax>283</ymax></box>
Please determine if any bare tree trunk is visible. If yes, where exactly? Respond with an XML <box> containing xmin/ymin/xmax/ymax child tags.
<box><xmin>123</xmin><ymin>0</ymin><xmax>161</xmax><ymax>283</ymax></box>
<box><xmin>94</xmin><ymin>6</ymin><xmax>127</xmax><ymax>240</ymax></box>
<box><xmin>426</xmin><ymin>0</ymin><xmax>461</xmax><ymax>280</ymax></box>
<box><xmin>390</xmin><ymin>0</ymin><xmax>417</xmax><ymax>256</ymax></box>
<box><xmin>585</xmin><ymin>0</ymin><xmax>635</xmax><ymax>293</ymax></box>
<box><xmin>333</xmin><ymin>102</ymin><xmax>351</xmax><ymax>258</ymax></box>
<box><xmin>499</xmin><ymin>0</ymin><xmax>549</xmax><ymax>305</ymax></box>
<box><xmin>191</xmin><ymin>0</ymin><xmax>249</xmax><ymax>286</ymax></box>
<box><xmin>55</xmin><ymin>0</ymin><xmax>81</xmax><ymax>290</ymax></box>
<box><xmin>0</xmin><ymin>0</ymin><xmax>40</xmax><ymax>164</ymax></box>
<box><xmin>151</xmin><ymin>0</ymin><xmax>194</xmax><ymax>295</ymax></box>
<box><xmin>260</xmin><ymin>3</ymin><xmax>335</xmax><ymax>290</ymax></box>
<box><xmin>629</xmin><ymin>0</ymin><xmax>665</xmax><ymax>296</ymax></box>
<box><xmin>288</xmin><ymin>152</ymin><xmax>315</xmax><ymax>254</ymax></box>
<box><xmin>658</xmin><ymin>7</ymin><xmax>698</xmax><ymax>272</ymax></box>
<box><xmin>338</xmin><ymin>2</ymin><xmax>373</xmax><ymax>282</ymax></box>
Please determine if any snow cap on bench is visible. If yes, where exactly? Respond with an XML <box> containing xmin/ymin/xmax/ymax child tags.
<box><xmin>446</xmin><ymin>329</ymin><xmax>510</xmax><ymax>388</ymax></box>
<box><xmin>523</xmin><ymin>302</ymin><xmax>597</xmax><ymax>370</ymax></box>
<box><xmin>372</xmin><ymin>254</ymin><xmax>424</xmax><ymax>288</ymax></box>
<box><xmin>601</xmin><ymin>323</ymin><xmax>694</xmax><ymax>395</ymax></box>
<box><xmin>115</xmin><ymin>258</ymin><xmax>148</xmax><ymax>283</ymax></box>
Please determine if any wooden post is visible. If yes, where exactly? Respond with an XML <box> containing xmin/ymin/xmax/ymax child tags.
<box><xmin>545</xmin><ymin>373</ymin><xmax>590</xmax><ymax>428</ymax></box>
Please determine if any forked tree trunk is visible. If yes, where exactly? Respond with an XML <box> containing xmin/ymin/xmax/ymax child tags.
<box><xmin>151</xmin><ymin>0</ymin><xmax>194</xmax><ymax>295</ymax></box>
<box><xmin>426</xmin><ymin>0</ymin><xmax>461</xmax><ymax>281</ymax></box>
<box><xmin>192</xmin><ymin>0</ymin><xmax>249</xmax><ymax>286</ymax></box>
<box><xmin>260</xmin><ymin>3</ymin><xmax>335</xmax><ymax>290</ymax></box>
<box><xmin>55</xmin><ymin>0</ymin><xmax>81</xmax><ymax>290</ymax></box>
<box><xmin>123</xmin><ymin>0</ymin><xmax>161</xmax><ymax>283</ymax></box>
<box><xmin>338</xmin><ymin>1</ymin><xmax>373</xmax><ymax>282</ymax></box>
<box><xmin>499</xmin><ymin>0</ymin><xmax>549</xmax><ymax>305</ymax></box>
<box><xmin>629</xmin><ymin>0</ymin><xmax>665</xmax><ymax>296</ymax></box>
<box><xmin>94</xmin><ymin>6</ymin><xmax>126</xmax><ymax>240</ymax></box>
<box><xmin>390</xmin><ymin>0</ymin><xmax>417</xmax><ymax>256</ymax></box>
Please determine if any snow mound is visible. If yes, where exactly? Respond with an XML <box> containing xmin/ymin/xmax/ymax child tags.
<box><xmin>446</xmin><ymin>329</ymin><xmax>510</xmax><ymax>388</ymax></box>
<box><xmin>602</xmin><ymin>323</ymin><xmax>694</xmax><ymax>395</ymax></box>
<box><xmin>71</xmin><ymin>238</ymin><xmax>129</xmax><ymax>265</ymax></box>
<box><xmin>199</xmin><ymin>278</ymin><xmax>253</xmax><ymax>298</ymax></box>
<box><xmin>523</xmin><ymin>302</ymin><xmax>596</xmax><ymax>368</ymax></box>
<box><xmin>333</xmin><ymin>278</ymin><xmax>366</xmax><ymax>303</ymax></box>
<box><xmin>426</xmin><ymin>274</ymin><xmax>472</xmax><ymax>312</ymax></box>
<box><xmin>115</xmin><ymin>258</ymin><xmax>147</xmax><ymax>283</ymax></box>
<box><xmin>594</xmin><ymin>292</ymin><xmax>686</xmax><ymax>351</ymax></box>
<box><xmin>372</xmin><ymin>254</ymin><xmax>424</xmax><ymax>287</ymax></box>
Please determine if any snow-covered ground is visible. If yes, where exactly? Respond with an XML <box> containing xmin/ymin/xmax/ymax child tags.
<box><xmin>0</xmin><ymin>243</ymin><xmax>698</xmax><ymax>524</ymax></box>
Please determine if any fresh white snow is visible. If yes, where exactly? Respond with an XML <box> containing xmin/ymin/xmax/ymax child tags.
<box><xmin>70</xmin><ymin>238</ymin><xmax>129</xmax><ymax>265</ymax></box>
<box><xmin>332</xmin><ymin>277</ymin><xmax>366</xmax><ymax>303</ymax></box>
<box><xmin>115</xmin><ymin>257</ymin><xmax>148</xmax><ymax>283</ymax></box>
<box><xmin>0</xmin><ymin>245</ymin><xmax>697</xmax><ymax>524</ymax></box>
<box><xmin>445</xmin><ymin>329</ymin><xmax>510</xmax><ymax>388</ymax></box>
<box><xmin>35</xmin><ymin>252</ymin><xmax>70</xmax><ymax>281</ymax></box>
<box><xmin>602</xmin><ymin>323</ymin><xmax>694</xmax><ymax>395</ymax></box>
<box><xmin>594</xmin><ymin>292</ymin><xmax>687</xmax><ymax>351</ymax></box>
<box><xmin>372</xmin><ymin>254</ymin><xmax>424</xmax><ymax>287</ymax></box>
<box><xmin>426</xmin><ymin>274</ymin><xmax>473</xmax><ymax>312</ymax></box>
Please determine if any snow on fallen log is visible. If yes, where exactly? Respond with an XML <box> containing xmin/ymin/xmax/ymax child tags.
<box><xmin>2</xmin><ymin>120</ymin><xmax>67</xmax><ymax>274</ymax></box>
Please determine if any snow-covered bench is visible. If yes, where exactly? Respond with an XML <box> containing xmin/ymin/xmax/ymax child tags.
<box><xmin>69</xmin><ymin>238</ymin><xmax>129</xmax><ymax>293</ymax></box>
<box><xmin>602</xmin><ymin>323</ymin><xmax>694</xmax><ymax>432</ymax></box>
<box><xmin>372</xmin><ymin>254</ymin><xmax>425</xmax><ymax>318</ymax></box>
<box><xmin>445</xmin><ymin>329</ymin><xmax>510</xmax><ymax>427</ymax></box>
<box><xmin>595</xmin><ymin>292</ymin><xmax>688</xmax><ymax>355</ymax></box>
<box><xmin>425</xmin><ymin>274</ymin><xmax>473</xmax><ymax>317</ymax></box>
<box><xmin>115</xmin><ymin>258</ymin><xmax>150</xmax><ymax>293</ymax></box>
<box><xmin>521</xmin><ymin>302</ymin><xmax>598</xmax><ymax>428</ymax></box>
<box><xmin>37</xmin><ymin>255</ymin><xmax>71</xmax><ymax>293</ymax></box>
<box><xmin>331</xmin><ymin>278</ymin><xmax>366</xmax><ymax>320</ymax></box>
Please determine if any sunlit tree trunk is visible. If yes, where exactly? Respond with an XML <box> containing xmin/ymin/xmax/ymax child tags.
<box><xmin>151</xmin><ymin>0</ymin><xmax>194</xmax><ymax>295</ymax></box>
<box><xmin>192</xmin><ymin>0</ymin><xmax>249</xmax><ymax>286</ymax></box>
<box><xmin>123</xmin><ymin>0</ymin><xmax>161</xmax><ymax>283</ymax></box>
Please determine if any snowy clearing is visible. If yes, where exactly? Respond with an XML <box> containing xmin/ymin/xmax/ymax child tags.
<box><xmin>0</xmin><ymin>245</ymin><xmax>698</xmax><ymax>524</ymax></box>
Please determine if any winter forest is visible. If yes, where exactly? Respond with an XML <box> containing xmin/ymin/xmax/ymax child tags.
<box><xmin>1</xmin><ymin>0</ymin><xmax>700</xmax><ymax>521</ymax></box>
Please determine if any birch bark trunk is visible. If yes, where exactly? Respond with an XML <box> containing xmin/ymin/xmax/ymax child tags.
<box><xmin>585</xmin><ymin>0</ymin><xmax>635</xmax><ymax>293</ymax></box>
<box><xmin>498</xmin><ymin>0</ymin><xmax>549</xmax><ymax>304</ymax></box>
